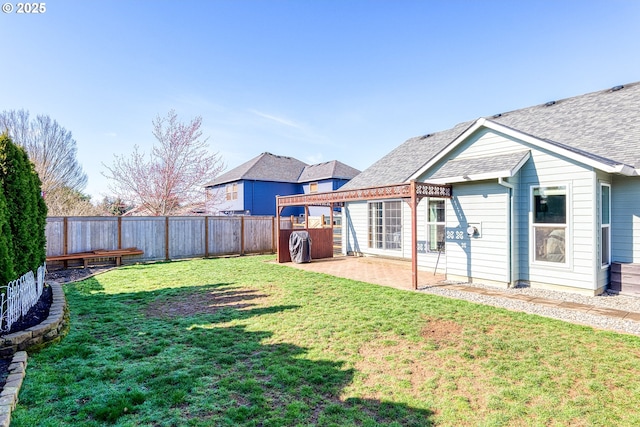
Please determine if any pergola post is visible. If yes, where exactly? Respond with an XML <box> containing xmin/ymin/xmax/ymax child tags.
<box><xmin>304</xmin><ymin>205</ymin><xmax>309</xmax><ymax>229</ymax></box>
<box><xmin>275</xmin><ymin>198</ymin><xmax>284</xmax><ymax>258</ymax></box>
<box><xmin>410</xmin><ymin>180</ymin><xmax>418</xmax><ymax>290</ymax></box>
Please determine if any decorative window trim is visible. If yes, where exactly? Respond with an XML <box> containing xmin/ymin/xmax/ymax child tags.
<box><xmin>226</xmin><ymin>183</ymin><xmax>238</xmax><ymax>201</ymax></box>
<box><xmin>426</xmin><ymin>198</ymin><xmax>446</xmax><ymax>253</ymax></box>
<box><xmin>368</xmin><ymin>200</ymin><xmax>402</xmax><ymax>251</ymax></box>
<box><xmin>530</xmin><ymin>184</ymin><xmax>571</xmax><ymax>267</ymax></box>
<box><xmin>600</xmin><ymin>182</ymin><xmax>611</xmax><ymax>268</ymax></box>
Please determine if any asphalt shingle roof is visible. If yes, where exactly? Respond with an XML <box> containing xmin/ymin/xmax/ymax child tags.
<box><xmin>206</xmin><ymin>152</ymin><xmax>308</xmax><ymax>186</ymax></box>
<box><xmin>298</xmin><ymin>160</ymin><xmax>360</xmax><ymax>182</ymax></box>
<box><xmin>429</xmin><ymin>150</ymin><xmax>530</xmax><ymax>182</ymax></box>
<box><xmin>343</xmin><ymin>82</ymin><xmax>640</xmax><ymax>190</ymax></box>
<box><xmin>206</xmin><ymin>153</ymin><xmax>360</xmax><ymax>187</ymax></box>
<box><xmin>341</xmin><ymin>121</ymin><xmax>473</xmax><ymax>190</ymax></box>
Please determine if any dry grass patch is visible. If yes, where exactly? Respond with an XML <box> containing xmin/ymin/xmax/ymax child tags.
<box><xmin>145</xmin><ymin>286</ymin><xmax>277</xmax><ymax>319</ymax></box>
<box><xmin>345</xmin><ymin>317</ymin><xmax>499</xmax><ymax>419</ymax></box>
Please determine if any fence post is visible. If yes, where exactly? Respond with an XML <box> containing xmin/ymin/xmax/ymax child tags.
<box><xmin>204</xmin><ymin>216</ymin><xmax>209</xmax><ymax>258</ymax></box>
<box><xmin>117</xmin><ymin>216</ymin><xmax>122</xmax><ymax>249</ymax></box>
<box><xmin>240</xmin><ymin>216</ymin><xmax>245</xmax><ymax>255</ymax></box>
<box><xmin>272</xmin><ymin>216</ymin><xmax>276</xmax><ymax>253</ymax></box>
<box><xmin>165</xmin><ymin>217</ymin><xmax>170</xmax><ymax>261</ymax></box>
<box><xmin>63</xmin><ymin>217</ymin><xmax>69</xmax><ymax>269</ymax></box>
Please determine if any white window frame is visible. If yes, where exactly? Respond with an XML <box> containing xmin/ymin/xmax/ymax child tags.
<box><xmin>426</xmin><ymin>198</ymin><xmax>446</xmax><ymax>253</ymax></box>
<box><xmin>226</xmin><ymin>183</ymin><xmax>238</xmax><ymax>201</ymax></box>
<box><xmin>600</xmin><ymin>182</ymin><xmax>611</xmax><ymax>268</ymax></box>
<box><xmin>368</xmin><ymin>200</ymin><xmax>402</xmax><ymax>251</ymax></box>
<box><xmin>530</xmin><ymin>184</ymin><xmax>570</xmax><ymax>267</ymax></box>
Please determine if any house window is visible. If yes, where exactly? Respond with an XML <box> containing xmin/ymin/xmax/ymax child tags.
<box><xmin>368</xmin><ymin>201</ymin><xmax>402</xmax><ymax>250</ymax></box>
<box><xmin>532</xmin><ymin>185</ymin><xmax>567</xmax><ymax>263</ymax></box>
<box><xmin>601</xmin><ymin>183</ymin><xmax>611</xmax><ymax>267</ymax></box>
<box><xmin>309</xmin><ymin>182</ymin><xmax>318</xmax><ymax>193</ymax></box>
<box><xmin>427</xmin><ymin>199</ymin><xmax>445</xmax><ymax>252</ymax></box>
<box><xmin>226</xmin><ymin>183</ymin><xmax>238</xmax><ymax>201</ymax></box>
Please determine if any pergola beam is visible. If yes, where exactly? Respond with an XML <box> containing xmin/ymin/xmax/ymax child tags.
<box><xmin>277</xmin><ymin>182</ymin><xmax>451</xmax><ymax>207</ymax></box>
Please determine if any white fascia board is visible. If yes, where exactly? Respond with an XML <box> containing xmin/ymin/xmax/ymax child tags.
<box><xmin>426</xmin><ymin>170</ymin><xmax>514</xmax><ymax>184</ymax></box>
<box><xmin>408</xmin><ymin>118</ymin><xmax>633</xmax><ymax>181</ymax></box>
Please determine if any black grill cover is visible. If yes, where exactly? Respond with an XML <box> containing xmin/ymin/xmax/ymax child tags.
<box><xmin>289</xmin><ymin>231</ymin><xmax>312</xmax><ymax>263</ymax></box>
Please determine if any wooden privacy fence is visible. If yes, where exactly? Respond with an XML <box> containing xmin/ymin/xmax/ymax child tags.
<box><xmin>46</xmin><ymin>216</ymin><xmax>279</xmax><ymax>265</ymax></box>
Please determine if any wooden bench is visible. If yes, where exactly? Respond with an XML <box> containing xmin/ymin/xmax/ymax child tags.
<box><xmin>46</xmin><ymin>247</ymin><xmax>144</xmax><ymax>268</ymax></box>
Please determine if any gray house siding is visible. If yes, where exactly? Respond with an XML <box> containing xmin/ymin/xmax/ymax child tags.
<box><xmin>343</xmin><ymin>201</ymin><xmax>367</xmax><ymax>256</ymax></box>
<box><xmin>517</xmin><ymin>148</ymin><xmax>596</xmax><ymax>292</ymax></box>
<box><xmin>611</xmin><ymin>175</ymin><xmax>640</xmax><ymax>264</ymax></box>
<box><xmin>420</xmin><ymin>128</ymin><xmax>601</xmax><ymax>292</ymax></box>
<box><xmin>444</xmin><ymin>181</ymin><xmax>510</xmax><ymax>285</ymax></box>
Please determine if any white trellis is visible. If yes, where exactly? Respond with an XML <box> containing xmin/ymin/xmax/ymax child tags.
<box><xmin>0</xmin><ymin>263</ymin><xmax>46</xmax><ymax>333</ymax></box>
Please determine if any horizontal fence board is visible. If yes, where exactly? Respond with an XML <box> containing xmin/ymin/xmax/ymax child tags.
<box><xmin>46</xmin><ymin>216</ymin><xmax>278</xmax><ymax>266</ymax></box>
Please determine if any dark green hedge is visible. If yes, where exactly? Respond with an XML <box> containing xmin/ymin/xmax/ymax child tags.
<box><xmin>0</xmin><ymin>133</ymin><xmax>47</xmax><ymax>283</ymax></box>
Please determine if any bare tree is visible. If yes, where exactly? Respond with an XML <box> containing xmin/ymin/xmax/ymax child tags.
<box><xmin>102</xmin><ymin>110</ymin><xmax>225</xmax><ymax>216</ymax></box>
<box><xmin>45</xmin><ymin>187</ymin><xmax>100</xmax><ymax>216</ymax></box>
<box><xmin>0</xmin><ymin>110</ymin><xmax>87</xmax><ymax>195</ymax></box>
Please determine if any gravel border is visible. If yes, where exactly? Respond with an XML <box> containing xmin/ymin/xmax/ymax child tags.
<box><xmin>419</xmin><ymin>282</ymin><xmax>640</xmax><ymax>336</ymax></box>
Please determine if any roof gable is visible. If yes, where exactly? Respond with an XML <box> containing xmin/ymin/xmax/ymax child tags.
<box><xmin>298</xmin><ymin>160</ymin><xmax>360</xmax><ymax>183</ymax></box>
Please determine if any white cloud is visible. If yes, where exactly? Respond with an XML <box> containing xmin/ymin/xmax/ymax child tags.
<box><xmin>248</xmin><ymin>109</ymin><xmax>304</xmax><ymax>130</ymax></box>
<box><xmin>305</xmin><ymin>153</ymin><xmax>324</xmax><ymax>164</ymax></box>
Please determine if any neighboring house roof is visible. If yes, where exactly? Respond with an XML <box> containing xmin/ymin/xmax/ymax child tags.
<box><xmin>206</xmin><ymin>152</ymin><xmax>360</xmax><ymax>187</ymax></box>
<box><xmin>343</xmin><ymin>82</ymin><xmax>640</xmax><ymax>190</ymax></box>
<box><xmin>297</xmin><ymin>160</ymin><xmax>360</xmax><ymax>183</ymax></box>
<box><xmin>206</xmin><ymin>152</ymin><xmax>308</xmax><ymax>186</ymax></box>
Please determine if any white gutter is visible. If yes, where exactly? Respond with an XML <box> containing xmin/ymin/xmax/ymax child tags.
<box><xmin>498</xmin><ymin>177</ymin><xmax>515</xmax><ymax>286</ymax></box>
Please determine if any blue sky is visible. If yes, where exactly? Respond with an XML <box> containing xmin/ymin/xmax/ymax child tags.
<box><xmin>2</xmin><ymin>0</ymin><xmax>639</xmax><ymax>201</ymax></box>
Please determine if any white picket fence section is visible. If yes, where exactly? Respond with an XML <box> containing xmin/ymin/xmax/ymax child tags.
<box><xmin>0</xmin><ymin>264</ymin><xmax>46</xmax><ymax>333</ymax></box>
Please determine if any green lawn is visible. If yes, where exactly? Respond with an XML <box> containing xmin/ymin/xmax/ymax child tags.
<box><xmin>12</xmin><ymin>256</ymin><xmax>640</xmax><ymax>426</ymax></box>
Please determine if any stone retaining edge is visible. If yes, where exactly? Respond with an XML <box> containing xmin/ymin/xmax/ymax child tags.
<box><xmin>0</xmin><ymin>351</ymin><xmax>27</xmax><ymax>427</ymax></box>
<box><xmin>0</xmin><ymin>283</ymin><xmax>69</xmax><ymax>356</ymax></box>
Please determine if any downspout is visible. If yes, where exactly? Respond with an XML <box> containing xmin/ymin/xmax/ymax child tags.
<box><xmin>498</xmin><ymin>177</ymin><xmax>515</xmax><ymax>287</ymax></box>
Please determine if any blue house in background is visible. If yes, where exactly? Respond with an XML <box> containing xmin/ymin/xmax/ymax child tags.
<box><xmin>205</xmin><ymin>152</ymin><xmax>360</xmax><ymax>216</ymax></box>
